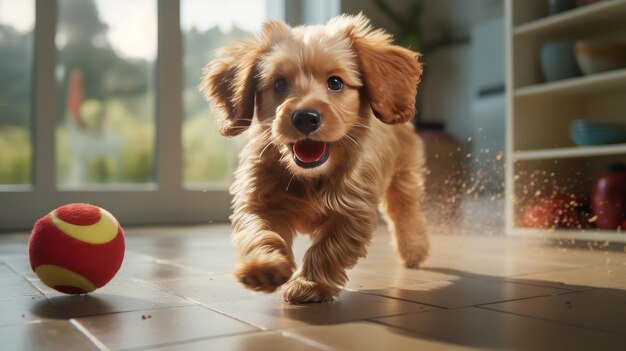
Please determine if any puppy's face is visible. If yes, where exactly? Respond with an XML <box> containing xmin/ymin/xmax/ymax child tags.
<box><xmin>201</xmin><ymin>14</ymin><xmax>422</xmax><ymax>178</ymax></box>
<box><xmin>255</xmin><ymin>23</ymin><xmax>364</xmax><ymax>176</ymax></box>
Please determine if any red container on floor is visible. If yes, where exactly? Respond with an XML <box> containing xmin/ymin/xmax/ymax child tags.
<box><xmin>592</xmin><ymin>163</ymin><xmax>626</xmax><ymax>229</ymax></box>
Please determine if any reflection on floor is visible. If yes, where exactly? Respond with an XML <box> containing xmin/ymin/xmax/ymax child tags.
<box><xmin>1</xmin><ymin>224</ymin><xmax>626</xmax><ymax>350</ymax></box>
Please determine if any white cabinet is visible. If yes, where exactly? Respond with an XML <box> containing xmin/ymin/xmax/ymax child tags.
<box><xmin>505</xmin><ymin>0</ymin><xmax>626</xmax><ymax>242</ymax></box>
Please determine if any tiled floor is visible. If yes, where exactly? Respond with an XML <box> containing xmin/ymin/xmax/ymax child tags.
<box><xmin>1</xmin><ymin>224</ymin><xmax>626</xmax><ymax>350</ymax></box>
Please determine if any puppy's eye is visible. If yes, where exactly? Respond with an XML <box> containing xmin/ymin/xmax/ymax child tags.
<box><xmin>274</xmin><ymin>78</ymin><xmax>288</xmax><ymax>93</ymax></box>
<box><xmin>327</xmin><ymin>76</ymin><xmax>344</xmax><ymax>92</ymax></box>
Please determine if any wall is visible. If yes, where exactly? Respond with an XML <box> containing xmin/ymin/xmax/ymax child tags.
<box><xmin>341</xmin><ymin>0</ymin><xmax>504</xmax><ymax>142</ymax></box>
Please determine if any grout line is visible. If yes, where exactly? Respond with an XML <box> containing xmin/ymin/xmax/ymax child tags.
<box><xmin>138</xmin><ymin>279</ymin><xmax>264</xmax><ymax>331</ymax></box>
<box><xmin>356</xmin><ymin>287</ymin><xmax>590</xmax><ymax>311</ymax></box>
<box><xmin>116</xmin><ymin>330</ymin><xmax>265</xmax><ymax>351</ymax></box>
<box><xmin>3</xmin><ymin>264</ymin><xmax>77</xmax><ymax>321</ymax></box>
<box><xmin>493</xmin><ymin>280</ymin><xmax>582</xmax><ymax>292</ymax></box>
<box><xmin>491</xmin><ymin>278</ymin><xmax>580</xmax><ymax>292</ymax></box>
<box><xmin>279</xmin><ymin>330</ymin><xmax>338</xmax><ymax>351</ymax></box>
<box><xmin>367</xmin><ymin>317</ymin><xmax>466</xmax><ymax>345</ymax></box>
<box><xmin>475</xmin><ymin>305</ymin><xmax>626</xmax><ymax>336</ymax></box>
<box><xmin>194</xmin><ymin>301</ymin><xmax>267</xmax><ymax>331</ymax></box>
<box><xmin>37</xmin><ymin>277</ymin><xmax>201</xmax><ymax>318</ymax></box>
<box><xmin>69</xmin><ymin>319</ymin><xmax>110</xmax><ymax>351</ymax></box>
<box><xmin>150</xmin><ymin>259</ymin><xmax>219</xmax><ymax>275</ymax></box>
<box><xmin>353</xmin><ymin>289</ymin><xmax>449</xmax><ymax>310</ymax></box>
<box><xmin>367</xmin><ymin>264</ymin><xmax>594</xmax><ymax>292</ymax></box>
<box><xmin>0</xmin><ymin>320</ymin><xmax>44</xmax><ymax>328</ymax></box>
<box><xmin>165</xmin><ymin>289</ymin><xmax>444</xmax><ymax>336</ymax></box>
<box><xmin>1</xmin><ymin>264</ymin><xmax>74</xmax><ymax>321</ymax></box>
<box><xmin>475</xmin><ymin>290</ymin><xmax>584</xmax><ymax>308</ymax></box>
<box><xmin>47</xmin><ymin>302</ymin><xmax>203</xmax><ymax>320</ymax></box>
<box><xmin>508</xmin><ymin>265</ymin><xmax>599</xmax><ymax>278</ymax></box>
<box><xmin>2</xmin><ymin>259</ymin><xmax>29</xmax><ymax>277</ymax></box>
<box><xmin>431</xmin><ymin>265</ymin><xmax>593</xmax><ymax>283</ymax></box>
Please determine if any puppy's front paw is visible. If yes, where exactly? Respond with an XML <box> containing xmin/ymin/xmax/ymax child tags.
<box><xmin>235</xmin><ymin>251</ymin><xmax>294</xmax><ymax>293</ymax></box>
<box><xmin>398</xmin><ymin>241</ymin><xmax>429</xmax><ymax>269</ymax></box>
<box><xmin>282</xmin><ymin>277</ymin><xmax>337</xmax><ymax>304</ymax></box>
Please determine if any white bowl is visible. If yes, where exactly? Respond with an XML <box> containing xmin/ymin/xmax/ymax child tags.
<box><xmin>575</xmin><ymin>40</ymin><xmax>626</xmax><ymax>75</ymax></box>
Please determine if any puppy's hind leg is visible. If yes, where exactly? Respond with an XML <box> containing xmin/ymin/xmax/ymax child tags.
<box><xmin>382</xmin><ymin>168</ymin><xmax>430</xmax><ymax>268</ymax></box>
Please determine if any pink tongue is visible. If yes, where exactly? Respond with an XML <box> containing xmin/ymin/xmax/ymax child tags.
<box><xmin>293</xmin><ymin>140</ymin><xmax>326</xmax><ymax>163</ymax></box>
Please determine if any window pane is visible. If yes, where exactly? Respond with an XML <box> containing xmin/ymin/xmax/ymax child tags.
<box><xmin>0</xmin><ymin>0</ymin><xmax>34</xmax><ymax>185</ymax></box>
<box><xmin>182</xmin><ymin>0</ymin><xmax>278</xmax><ymax>186</ymax></box>
<box><xmin>56</xmin><ymin>0</ymin><xmax>157</xmax><ymax>186</ymax></box>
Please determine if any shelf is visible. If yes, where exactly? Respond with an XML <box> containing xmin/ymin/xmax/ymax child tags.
<box><xmin>514</xmin><ymin>0</ymin><xmax>626</xmax><ymax>39</ymax></box>
<box><xmin>510</xmin><ymin>227</ymin><xmax>626</xmax><ymax>244</ymax></box>
<box><xmin>506</xmin><ymin>0</ymin><xmax>626</xmax><ymax>243</ymax></box>
<box><xmin>515</xmin><ymin>68</ymin><xmax>626</xmax><ymax>99</ymax></box>
<box><xmin>515</xmin><ymin>144</ymin><xmax>626</xmax><ymax>161</ymax></box>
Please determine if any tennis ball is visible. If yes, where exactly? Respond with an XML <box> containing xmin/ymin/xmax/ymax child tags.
<box><xmin>28</xmin><ymin>203</ymin><xmax>125</xmax><ymax>294</ymax></box>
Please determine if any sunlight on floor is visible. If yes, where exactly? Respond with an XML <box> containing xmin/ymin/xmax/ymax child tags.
<box><xmin>1</xmin><ymin>224</ymin><xmax>625</xmax><ymax>350</ymax></box>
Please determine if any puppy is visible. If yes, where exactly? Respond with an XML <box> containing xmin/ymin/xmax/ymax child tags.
<box><xmin>200</xmin><ymin>13</ymin><xmax>428</xmax><ymax>303</ymax></box>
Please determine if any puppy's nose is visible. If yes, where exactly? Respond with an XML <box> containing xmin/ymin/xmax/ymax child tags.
<box><xmin>292</xmin><ymin>109</ymin><xmax>322</xmax><ymax>135</ymax></box>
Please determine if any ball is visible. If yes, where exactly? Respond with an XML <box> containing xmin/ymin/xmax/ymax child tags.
<box><xmin>28</xmin><ymin>203</ymin><xmax>125</xmax><ymax>294</ymax></box>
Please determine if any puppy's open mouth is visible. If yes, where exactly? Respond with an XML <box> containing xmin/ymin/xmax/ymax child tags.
<box><xmin>291</xmin><ymin>139</ymin><xmax>330</xmax><ymax>168</ymax></box>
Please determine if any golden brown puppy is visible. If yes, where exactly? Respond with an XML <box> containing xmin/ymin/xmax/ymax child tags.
<box><xmin>200</xmin><ymin>13</ymin><xmax>428</xmax><ymax>303</ymax></box>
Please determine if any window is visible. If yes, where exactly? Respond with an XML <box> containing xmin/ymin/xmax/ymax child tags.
<box><xmin>0</xmin><ymin>0</ymin><xmax>34</xmax><ymax>185</ymax></box>
<box><xmin>56</xmin><ymin>0</ymin><xmax>158</xmax><ymax>187</ymax></box>
<box><xmin>181</xmin><ymin>0</ymin><xmax>275</xmax><ymax>186</ymax></box>
<box><xmin>0</xmin><ymin>0</ymin><xmax>341</xmax><ymax>230</ymax></box>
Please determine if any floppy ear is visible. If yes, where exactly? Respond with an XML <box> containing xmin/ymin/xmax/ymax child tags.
<box><xmin>200</xmin><ymin>40</ymin><xmax>260</xmax><ymax>137</ymax></box>
<box><xmin>349</xmin><ymin>16</ymin><xmax>423</xmax><ymax>124</ymax></box>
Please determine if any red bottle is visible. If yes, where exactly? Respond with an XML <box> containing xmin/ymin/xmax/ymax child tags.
<box><xmin>592</xmin><ymin>163</ymin><xmax>626</xmax><ymax>230</ymax></box>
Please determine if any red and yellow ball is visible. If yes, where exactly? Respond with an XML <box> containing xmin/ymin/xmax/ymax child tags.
<box><xmin>28</xmin><ymin>203</ymin><xmax>125</xmax><ymax>294</ymax></box>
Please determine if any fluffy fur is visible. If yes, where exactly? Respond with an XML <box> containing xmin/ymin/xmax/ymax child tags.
<box><xmin>200</xmin><ymin>13</ymin><xmax>429</xmax><ymax>303</ymax></box>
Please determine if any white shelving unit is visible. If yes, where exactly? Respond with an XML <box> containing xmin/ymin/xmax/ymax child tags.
<box><xmin>515</xmin><ymin>68</ymin><xmax>626</xmax><ymax>99</ymax></box>
<box><xmin>516</xmin><ymin>144</ymin><xmax>626</xmax><ymax>161</ymax></box>
<box><xmin>505</xmin><ymin>0</ymin><xmax>626</xmax><ymax>243</ymax></box>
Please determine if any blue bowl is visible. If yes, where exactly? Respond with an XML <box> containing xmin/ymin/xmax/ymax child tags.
<box><xmin>541</xmin><ymin>41</ymin><xmax>582</xmax><ymax>82</ymax></box>
<box><xmin>570</xmin><ymin>120</ymin><xmax>626</xmax><ymax>146</ymax></box>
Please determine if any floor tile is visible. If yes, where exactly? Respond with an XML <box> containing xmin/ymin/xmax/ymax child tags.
<box><xmin>422</xmin><ymin>253</ymin><xmax>580</xmax><ymax>278</ymax></box>
<box><xmin>0</xmin><ymin>320</ymin><xmax>98</xmax><ymax>351</ymax></box>
<box><xmin>0</xmin><ymin>295</ymin><xmax>67</xmax><ymax>327</ymax></box>
<box><xmin>351</xmin><ymin>263</ymin><xmax>465</xmax><ymax>284</ymax></box>
<box><xmin>425</xmin><ymin>234</ymin><xmax>626</xmax><ymax>267</ymax></box>
<box><xmin>74</xmin><ymin>305</ymin><xmax>258</xmax><ymax>350</ymax></box>
<box><xmin>0</xmin><ymin>263</ymin><xmax>15</xmax><ymax>277</ymax></box>
<box><xmin>38</xmin><ymin>278</ymin><xmax>194</xmax><ymax>318</ymax></box>
<box><xmin>148</xmin><ymin>273</ymin><xmax>258</xmax><ymax>304</ymax></box>
<box><xmin>2</xmin><ymin>223</ymin><xmax>626</xmax><ymax>350</ymax></box>
<box><xmin>125</xmin><ymin>224</ymin><xmax>233</xmax><ymax>242</ymax></box>
<box><xmin>118</xmin><ymin>260</ymin><xmax>207</xmax><ymax>281</ymax></box>
<box><xmin>158</xmin><ymin>252</ymin><xmax>237</xmax><ymax>274</ymax></box>
<box><xmin>0</xmin><ymin>242</ymin><xmax>28</xmax><ymax>256</ymax></box>
<box><xmin>2</xmin><ymin>256</ymin><xmax>37</xmax><ymax>280</ymax></box>
<box><xmin>125</xmin><ymin>226</ymin><xmax>234</xmax><ymax>258</ymax></box>
<box><xmin>120</xmin><ymin>250</ymin><xmax>155</xmax><ymax>262</ymax></box>
<box><xmin>206</xmin><ymin>290</ymin><xmax>435</xmax><ymax>330</ymax></box>
<box><xmin>285</xmin><ymin>321</ymin><xmax>476</xmax><ymax>351</ymax></box>
<box><xmin>364</xmin><ymin>276</ymin><xmax>568</xmax><ymax>308</ymax></box>
<box><xmin>374</xmin><ymin>307</ymin><xmax>626</xmax><ymax>351</ymax></box>
<box><xmin>345</xmin><ymin>269</ymin><xmax>430</xmax><ymax>290</ymax></box>
<box><xmin>483</xmin><ymin>288</ymin><xmax>626</xmax><ymax>334</ymax></box>
<box><xmin>128</xmin><ymin>242</ymin><xmax>232</xmax><ymax>259</ymax></box>
<box><xmin>357</xmin><ymin>252</ymin><xmax>579</xmax><ymax>280</ymax></box>
<box><xmin>153</xmin><ymin>331</ymin><xmax>327</xmax><ymax>351</ymax></box>
<box><xmin>518</xmin><ymin>265</ymin><xmax>626</xmax><ymax>290</ymax></box>
<box><xmin>0</xmin><ymin>276</ymin><xmax>40</xmax><ymax>298</ymax></box>
<box><xmin>504</xmin><ymin>245</ymin><xmax>626</xmax><ymax>268</ymax></box>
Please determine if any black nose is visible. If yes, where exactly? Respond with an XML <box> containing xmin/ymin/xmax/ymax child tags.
<box><xmin>292</xmin><ymin>109</ymin><xmax>322</xmax><ymax>135</ymax></box>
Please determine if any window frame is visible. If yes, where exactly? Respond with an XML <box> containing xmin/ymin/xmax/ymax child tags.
<box><xmin>0</xmin><ymin>0</ymin><xmax>339</xmax><ymax>231</ymax></box>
